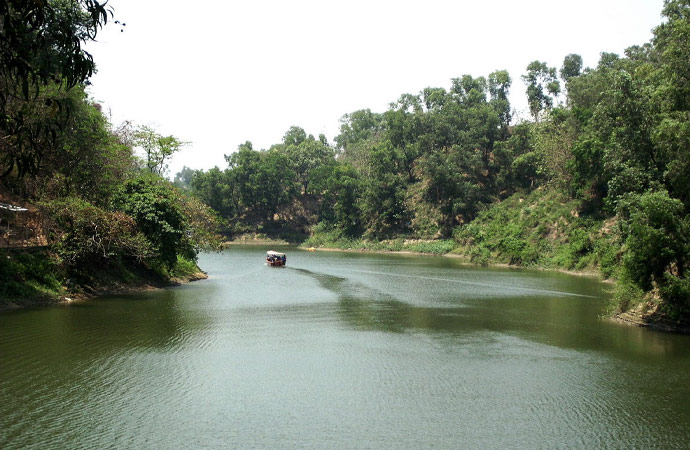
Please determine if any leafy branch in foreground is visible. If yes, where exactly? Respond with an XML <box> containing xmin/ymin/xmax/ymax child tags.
<box><xmin>1</xmin><ymin>0</ymin><xmax>113</xmax><ymax>178</ymax></box>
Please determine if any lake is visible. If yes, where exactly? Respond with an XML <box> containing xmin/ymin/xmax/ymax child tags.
<box><xmin>1</xmin><ymin>246</ymin><xmax>689</xmax><ymax>449</ymax></box>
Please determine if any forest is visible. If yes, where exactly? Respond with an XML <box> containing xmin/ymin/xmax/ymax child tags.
<box><xmin>180</xmin><ymin>1</ymin><xmax>690</xmax><ymax>324</ymax></box>
<box><xmin>1</xmin><ymin>0</ymin><xmax>688</xmax><ymax>326</ymax></box>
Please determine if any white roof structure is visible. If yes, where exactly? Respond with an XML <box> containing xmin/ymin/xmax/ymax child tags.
<box><xmin>0</xmin><ymin>202</ymin><xmax>28</xmax><ymax>212</ymax></box>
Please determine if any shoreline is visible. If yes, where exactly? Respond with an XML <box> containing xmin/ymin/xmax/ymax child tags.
<box><xmin>303</xmin><ymin>245</ymin><xmax>606</xmax><ymax>280</ymax></box>
<box><xmin>6</xmin><ymin>243</ymin><xmax>687</xmax><ymax>334</ymax></box>
<box><xmin>0</xmin><ymin>270</ymin><xmax>208</xmax><ymax>314</ymax></box>
<box><xmin>222</xmin><ymin>235</ymin><xmax>291</xmax><ymax>247</ymax></box>
<box><xmin>611</xmin><ymin>311</ymin><xmax>690</xmax><ymax>335</ymax></box>
<box><xmin>610</xmin><ymin>301</ymin><xmax>690</xmax><ymax>335</ymax></box>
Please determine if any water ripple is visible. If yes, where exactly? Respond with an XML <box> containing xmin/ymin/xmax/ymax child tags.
<box><xmin>2</xmin><ymin>248</ymin><xmax>690</xmax><ymax>449</ymax></box>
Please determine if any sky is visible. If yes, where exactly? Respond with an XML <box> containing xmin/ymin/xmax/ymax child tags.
<box><xmin>85</xmin><ymin>0</ymin><xmax>666</xmax><ymax>177</ymax></box>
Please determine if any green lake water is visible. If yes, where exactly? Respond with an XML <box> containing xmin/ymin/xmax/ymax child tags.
<box><xmin>1</xmin><ymin>246</ymin><xmax>689</xmax><ymax>449</ymax></box>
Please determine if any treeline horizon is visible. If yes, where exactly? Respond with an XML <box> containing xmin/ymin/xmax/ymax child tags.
<box><xmin>181</xmin><ymin>0</ymin><xmax>690</xmax><ymax>320</ymax></box>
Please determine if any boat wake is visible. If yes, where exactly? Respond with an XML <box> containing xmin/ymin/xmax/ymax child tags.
<box><xmin>343</xmin><ymin>269</ymin><xmax>597</xmax><ymax>298</ymax></box>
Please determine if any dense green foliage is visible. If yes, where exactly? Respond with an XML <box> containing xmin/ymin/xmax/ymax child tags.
<box><xmin>0</xmin><ymin>80</ymin><xmax>219</xmax><ymax>280</ymax></box>
<box><xmin>0</xmin><ymin>0</ymin><xmax>112</xmax><ymax>178</ymax></box>
<box><xmin>43</xmin><ymin>196</ymin><xmax>152</xmax><ymax>268</ymax></box>
<box><xmin>453</xmin><ymin>188</ymin><xmax>620</xmax><ymax>275</ymax></box>
<box><xmin>185</xmin><ymin>1</ymin><xmax>690</xmax><ymax>322</ymax></box>
<box><xmin>0</xmin><ymin>249</ymin><xmax>65</xmax><ymax>304</ymax></box>
<box><xmin>0</xmin><ymin>1</ymin><xmax>219</xmax><ymax>303</ymax></box>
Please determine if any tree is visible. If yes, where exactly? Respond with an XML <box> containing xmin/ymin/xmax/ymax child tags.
<box><xmin>359</xmin><ymin>139</ymin><xmax>409</xmax><ymax>237</ymax></box>
<box><xmin>0</xmin><ymin>82</ymin><xmax>135</xmax><ymax>199</ymax></box>
<box><xmin>522</xmin><ymin>61</ymin><xmax>561</xmax><ymax>121</ymax></box>
<box><xmin>43</xmin><ymin>196</ymin><xmax>152</xmax><ymax>268</ymax></box>
<box><xmin>618</xmin><ymin>190</ymin><xmax>689</xmax><ymax>306</ymax></box>
<box><xmin>280</xmin><ymin>129</ymin><xmax>335</xmax><ymax>194</ymax></box>
<box><xmin>651</xmin><ymin>0</ymin><xmax>690</xmax><ymax>208</ymax></box>
<box><xmin>384</xmin><ymin>94</ymin><xmax>429</xmax><ymax>181</ymax></box>
<box><xmin>46</xmin><ymin>86</ymin><xmax>135</xmax><ymax>205</ymax></box>
<box><xmin>335</xmin><ymin>109</ymin><xmax>384</xmax><ymax>152</ymax></box>
<box><xmin>653</xmin><ymin>0</ymin><xmax>690</xmax><ymax>111</ymax></box>
<box><xmin>653</xmin><ymin>113</ymin><xmax>690</xmax><ymax>208</ymax></box>
<box><xmin>418</xmin><ymin>144</ymin><xmax>487</xmax><ymax>233</ymax></box>
<box><xmin>530</xmin><ymin>108</ymin><xmax>578</xmax><ymax>190</ymax></box>
<box><xmin>488</xmin><ymin>70</ymin><xmax>512</xmax><ymax>128</ymax></box>
<box><xmin>226</xmin><ymin>142</ymin><xmax>297</xmax><ymax>223</ymax></box>
<box><xmin>451</xmin><ymin>75</ymin><xmax>488</xmax><ymax>107</ymax></box>
<box><xmin>0</xmin><ymin>0</ymin><xmax>112</xmax><ymax>178</ymax></box>
<box><xmin>0</xmin><ymin>0</ymin><xmax>110</xmax><ymax>102</ymax></box>
<box><xmin>174</xmin><ymin>166</ymin><xmax>196</xmax><ymax>190</ymax></box>
<box><xmin>282</xmin><ymin>126</ymin><xmax>307</xmax><ymax>147</ymax></box>
<box><xmin>422</xmin><ymin>87</ymin><xmax>449</xmax><ymax>111</ymax></box>
<box><xmin>190</xmin><ymin>166</ymin><xmax>237</xmax><ymax>219</ymax></box>
<box><xmin>177</xmin><ymin>192</ymin><xmax>222</xmax><ymax>253</ymax></box>
<box><xmin>133</xmin><ymin>125</ymin><xmax>186</xmax><ymax>176</ymax></box>
<box><xmin>560</xmin><ymin>54</ymin><xmax>583</xmax><ymax>82</ymax></box>
<box><xmin>600</xmin><ymin>70</ymin><xmax>658</xmax><ymax>207</ymax></box>
<box><xmin>316</xmin><ymin>162</ymin><xmax>363</xmax><ymax>237</ymax></box>
<box><xmin>114</xmin><ymin>174</ymin><xmax>196</xmax><ymax>270</ymax></box>
<box><xmin>1</xmin><ymin>81</ymin><xmax>77</xmax><ymax>179</ymax></box>
<box><xmin>493</xmin><ymin>123</ymin><xmax>542</xmax><ymax>191</ymax></box>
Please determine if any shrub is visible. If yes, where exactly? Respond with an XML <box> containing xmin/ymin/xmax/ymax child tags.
<box><xmin>612</xmin><ymin>279</ymin><xmax>645</xmax><ymax>314</ymax></box>
<box><xmin>168</xmin><ymin>255</ymin><xmax>202</xmax><ymax>280</ymax></box>
<box><xmin>114</xmin><ymin>174</ymin><xmax>196</xmax><ymax>269</ymax></box>
<box><xmin>618</xmin><ymin>190</ymin><xmax>689</xmax><ymax>292</ymax></box>
<box><xmin>0</xmin><ymin>249</ymin><xmax>64</xmax><ymax>301</ymax></box>
<box><xmin>658</xmin><ymin>274</ymin><xmax>690</xmax><ymax>317</ymax></box>
<box><xmin>42</xmin><ymin>197</ymin><xmax>152</xmax><ymax>268</ymax></box>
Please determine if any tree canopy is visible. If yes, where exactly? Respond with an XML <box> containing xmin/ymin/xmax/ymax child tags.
<box><xmin>1</xmin><ymin>0</ymin><xmax>112</xmax><ymax>178</ymax></box>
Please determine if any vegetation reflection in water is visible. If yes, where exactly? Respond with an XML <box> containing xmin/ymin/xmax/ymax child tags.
<box><xmin>289</xmin><ymin>261</ymin><xmax>685</xmax><ymax>360</ymax></box>
<box><xmin>1</xmin><ymin>247</ymin><xmax>690</xmax><ymax>449</ymax></box>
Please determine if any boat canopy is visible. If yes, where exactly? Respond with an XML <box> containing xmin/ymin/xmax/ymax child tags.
<box><xmin>266</xmin><ymin>250</ymin><xmax>286</xmax><ymax>257</ymax></box>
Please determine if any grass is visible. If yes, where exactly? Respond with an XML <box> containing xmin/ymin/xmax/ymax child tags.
<box><xmin>452</xmin><ymin>187</ymin><xmax>621</xmax><ymax>276</ymax></box>
<box><xmin>168</xmin><ymin>255</ymin><xmax>205</xmax><ymax>280</ymax></box>
<box><xmin>0</xmin><ymin>248</ymin><xmax>65</xmax><ymax>307</ymax></box>
<box><xmin>302</xmin><ymin>227</ymin><xmax>455</xmax><ymax>255</ymax></box>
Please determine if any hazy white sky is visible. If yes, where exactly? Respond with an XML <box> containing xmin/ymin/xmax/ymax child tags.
<box><xmin>86</xmin><ymin>0</ymin><xmax>665</xmax><ymax>177</ymax></box>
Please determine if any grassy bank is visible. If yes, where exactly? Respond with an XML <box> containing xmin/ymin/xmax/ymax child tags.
<box><xmin>222</xmin><ymin>233</ymin><xmax>291</xmax><ymax>247</ymax></box>
<box><xmin>0</xmin><ymin>248</ymin><xmax>65</xmax><ymax>308</ymax></box>
<box><xmin>302</xmin><ymin>229</ymin><xmax>456</xmax><ymax>255</ymax></box>
<box><xmin>452</xmin><ymin>188</ymin><xmax>620</xmax><ymax>277</ymax></box>
<box><xmin>0</xmin><ymin>248</ymin><xmax>206</xmax><ymax>311</ymax></box>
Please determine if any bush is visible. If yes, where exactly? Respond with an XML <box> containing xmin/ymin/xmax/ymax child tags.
<box><xmin>618</xmin><ymin>190</ymin><xmax>689</xmax><ymax>292</ymax></box>
<box><xmin>168</xmin><ymin>255</ymin><xmax>202</xmax><ymax>280</ymax></box>
<box><xmin>403</xmin><ymin>239</ymin><xmax>455</xmax><ymax>254</ymax></box>
<box><xmin>659</xmin><ymin>274</ymin><xmax>690</xmax><ymax>317</ymax></box>
<box><xmin>114</xmin><ymin>174</ymin><xmax>196</xmax><ymax>269</ymax></box>
<box><xmin>0</xmin><ymin>249</ymin><xmax>64</xmax><ymax>301</ymax></box>
<box><xmin>42</xmin><ymin>197</ymin><xmax>152</xmax><ymax>268</ymax></box>
<box><xmin>612</xmin><ymin>279</ymin><xmax>645</xmax><ymax>314</ymax></box>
